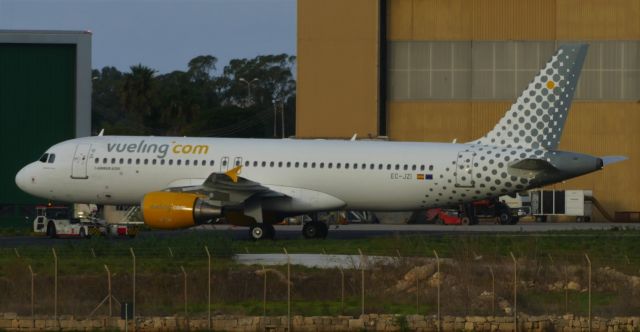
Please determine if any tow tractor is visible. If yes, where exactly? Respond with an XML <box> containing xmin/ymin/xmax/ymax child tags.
<box><xmin>33</xmin><ymin>205</ymin><xmax>101</xmax><ymax>238</ymax></box>
<box><xmin>424</xmin><ymin>198</ymin><xmax>519</xmax><ymax>225</ymax></box>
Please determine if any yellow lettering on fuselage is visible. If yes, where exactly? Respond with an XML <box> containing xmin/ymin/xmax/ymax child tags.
<box><xmin>172</xmin><ymin>144</ymin><xmax>209</xmax><ymax>155</ymax></box>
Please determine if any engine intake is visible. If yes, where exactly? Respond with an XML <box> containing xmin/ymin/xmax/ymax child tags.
<box><xmin>142</xmin><ymin>192</ymin><xmax>222</xmax><ymax>229</ymax></box>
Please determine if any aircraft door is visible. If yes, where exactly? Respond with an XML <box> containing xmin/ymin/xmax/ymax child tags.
<box><xmin>71</xmin><ymin>143</ymin><xmax>91</xmax><ymax>179</ymax></box>
<box><xmin>233</xmin><ymin>157</ymin><xmax>243</xmax><ymax>168</ymax></box>
<box><xmin>455</xmin><ymin>151</ymin><xmax>475</xmax><ymax>188</ymax></box>
<box><xmin>220</xmin><ymin>157</ymin><xmax>229</xmax><ymax>172</ymax></box>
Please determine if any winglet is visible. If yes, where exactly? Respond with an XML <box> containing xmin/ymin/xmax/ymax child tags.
<box><xmin>225</xmin><ymin>165</ymin><xmax>242</xmax><ymax>183</ymax></box>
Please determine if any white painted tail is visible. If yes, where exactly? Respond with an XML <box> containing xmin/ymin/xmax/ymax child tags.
<box><xmin>471</xmin><ymin>44</ymin><xmax>588</xmax><ymax>150</ymax></box>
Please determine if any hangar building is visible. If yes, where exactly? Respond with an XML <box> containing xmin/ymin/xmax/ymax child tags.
<box><xmin>0</xmin><ymin>30</ymin><xmax>92</xmax><ymax>222</ymax></box>
<box><xmin>296</xmin><ymin>0</ymin><xmax>639</xmax><ymax>217</ymax></box>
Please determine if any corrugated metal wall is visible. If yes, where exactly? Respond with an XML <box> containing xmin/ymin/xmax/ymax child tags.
<box><xmin>297</xmin><ymin>0</ymin><xmax>380</xmax><ymax>138</ymax></box>
<box><xmin>297</xmin><ymin>0</ymin><xmax>640</xmax><ymax>217</ymax></box>
<box><xmin>382</xmin><ymin>0</ymin><xmax>640</xmax><ymax>216</ymax></box>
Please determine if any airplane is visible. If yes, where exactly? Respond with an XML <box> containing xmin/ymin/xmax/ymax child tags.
<box><xmin>15</xmin><ymin>43</ymin><xmax>626</xmax><ymax>240</ymax></box>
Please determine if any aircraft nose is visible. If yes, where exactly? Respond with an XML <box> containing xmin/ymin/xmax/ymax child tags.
<box><xmin>15</xmin><ymin>165</ymin><xmax>31</xmax><ymax>192</ymax></box>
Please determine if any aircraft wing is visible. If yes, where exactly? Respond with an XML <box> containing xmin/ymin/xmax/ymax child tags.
<box><xmin>166</xmin><ymin>166</ymin><xmax>287</xmax><ymax>206</ymax></box>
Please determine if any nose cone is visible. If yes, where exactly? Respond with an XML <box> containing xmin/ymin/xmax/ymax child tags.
<box><xmin>15</xmin><ymin>165</ymin><xmax>31</xmax><ymax>193</ymax></box>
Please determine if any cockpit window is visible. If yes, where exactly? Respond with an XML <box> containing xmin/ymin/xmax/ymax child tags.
<box><xmin>39</xmin><ymin>153</ymin><xmax>49</xmax><ymax>163</ymax></box>
<box><xmin>48</xmin><ymin>154</ymin><xmax>56</xmax><ymax>163</ymax></box>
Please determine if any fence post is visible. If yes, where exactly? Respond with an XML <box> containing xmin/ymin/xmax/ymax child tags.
<box><xmin>358</xmin><ymin>248</ymin><xmax>365</xmax><ymax>316</ymax></box>
<box><xmin>510</xmin><ymin>252</ymin><xmax>517</xmax><ymax>332</ymax></box>
<box><xmin>433</xmin><ymin>250</ymin><xmax>440</xmax><ymax>332</ymax></box>
<box><xmin>181</xmin><ymin>266</ymin><xmax>188</xmax><ymax>317</ymax></box>
<box><xmin>489</xmin><ymin>266</ymin><xmax>495</xmax><ymax>317</ymax></box>
<box><xmin>261</xmin><ymin>264</ymin><xmax>267</xmax><ymax>317</ymax></box>
<box><xmin>130</xmin><ymin>247</ymin><xmax>136</xmax><ymax>328</ymax></box>
<box><xmin>52</xmin><ymin>248</ymin><xmax>57</xmax><ymax>320</ymax></box>
<box><xmin>28</xmin><ymin>265</ymin><xmax>35</xmax><ymax>318</ymax></box>
<box><xmin>204</xmin><ymin>246</ymin><xmax>211</xmax><ymax>330</ymax></box>
<box><xmin>416</xmin><ymin>267</ymin><xmax>420</xmax><ymax>315</ymax></box>
<box><xmin>105</xmin><ymin>265</ymin><xmax>112</xmax><ymax>317</ymax></box>
<box><xmin>585</xmin><ymin>253</ymin><xmax>592</xmax><ymax>332</ymax></box>
<box><xmin>283</xmin><ymin>248</ymin><xmax>291</xmax><ymax>332</ymax></box>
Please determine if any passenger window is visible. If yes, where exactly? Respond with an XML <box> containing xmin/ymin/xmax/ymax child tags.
<box><xmin>152</xmin><ymin>159</ymin><xmax>157</xmax><ymax>165</ymax></box>
<box><xmin>303</xmin><ymin>162</ymin><xmax>308</xmax><ymax>168</ymax></box>
<box><xmin>111</xmin><ymin>158</ymin><xmax>116</xmax><ymax>164</ymax></box>
<box><xmin>420</xmin><ymin>165</ymin><xmax>425</xmax><ymax>171</ymax></box>
<box><xmin>395</xmin><ymin>164</ymin><xmax>400</xmax><ymax>170</ymax></box>
<box><xmin>95</xmin><ymin>158</ymin><xmax>99</xmax><ymax>164</ymax></box>
<box><xmin>262</xmin><ymin>161</ymin><xmax>267</xmax><ymax>167</ymax></box>
<box><xmin>429</xmin><ymin>165</ymin><xmax>434</xmax><ymax>171</ymax></box>
<box><xmin>295</xmin><ymin>162</ymin><xmax>299</xmax><ymax>168</ymax></box>
<box><xmin>144</xmin><ymin>159</ymin><xmax>148</xmax><ymax>165</ymax></box>
<box><xmin>353</xmin><ymin>163</ymin><xmax>357</xmax><ymax>169</ymax></box>
<box><xmin>319</xmin><ymin>162</ymin><xmax>324</xmax><ymax>168</ymax></box>
<box><xmin>270</xmin><ymin>161</ymin><xmax>274</xmax><ymax>167</ymax></box>
<box><xmin>370</xmin><ymin>164</ymin><xmax>375</xmax><ymax>170</ymax></box>
<box><xmin>39</xmin><ymin>153</ymin><xmax>49</xmax><ymax>163</ymax></box>
<box><xmin>403</xmin><ymin>165</ymin><xmax>408</xmax><ymax>170</ymax></box>
<box><xmin>344</xmin><ymin>163</ymin><xmax>349</xmax><ymax>169</ymax></box>
<box><xmin>136</xmin><ymin>159</ymin><xmax>140</xmax><ymax>165</ymax></box>
<box><xmin>336</xmin><ymin>163</ymin><xmax>341</xmax><ymax>169</ymax></box>
<box><xmin>169</xmin><ymin>160</ymin><xmax>173</xmax><ymax>165</ymax></box>
<box><xmin>209</xmin><ymin>160</ymin><xmax>214</xmax><ymax>166</ymax></box>
<box><xmin>244</xmin><ymin>161</ymin><xmax>249</xmax><ymax>167</ymax></box>
<box><xmin>127</xmin><ymin>159</ymin><xmax>132</xmax><ymax>165</ymax></box>
<box><xmin>411</xmin><ymin>165</ymin><xmax>416</xmax><ymax>171</ymax></box>
<box><xmin>386</xmin><ymin>164</ymin><xmax>391</xmax><ymax>170</ymax></box>
<box><xmin>253</xmin><ymin>161</ymin><xmax>258</xmax><ymax>167</ymax></box>
<box><xmin>119</xmin><ymin>158</ymin><xmax>124</xmax><ymax>164</ymax></box>
<box><xmin>177</xmin><ymin>159</ymin><xmax>182</xmax><ymax>166</ymax></box>
<box><xmin>186</xmin><ymin>160</ymin><xmax>191</xmax><ymax>166</ymax></box>
<box><xmin>103</xmin><ymin>158</ymin><xmax>107</xmax><ymax>164</ymax></box>
<box><xmin>286</xmin><ymin>162</ymin><xmax>291</xmax><ymax>168</ymax></box>
<box><xmin>311</xmin><ymin>162</ymin><xmax>316</xmax><ymax>168</ymax></box>
<box><xmin>222</xmin><ymin>160</ymin><xmax>227</xmax><ymax>167</ymax></box>
<box><xmin>278</xmin><ymin>161</ymin><xmax>283</xmax><ymax>167</ymax></box>
<box><xmin>362</xmin><ymin>163</ymin><xmax>366</xmax><ymax>169</ymax></box>
<box><xmin>160</xmin><ymin>159</ymin><xmax>165</xmax><ymax>165</ymax></box>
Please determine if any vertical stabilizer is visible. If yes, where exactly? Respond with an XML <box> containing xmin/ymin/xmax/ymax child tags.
<box><xmin>471</xmin><ymin>44</ymin><xmax>588</xmax><ymax>150</ymax></box>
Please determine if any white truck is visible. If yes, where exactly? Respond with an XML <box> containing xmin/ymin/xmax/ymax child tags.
<box><xmin>33</xmin><ymin>205</ymin><xmax>101</xmax><ymax>238</ymax></box>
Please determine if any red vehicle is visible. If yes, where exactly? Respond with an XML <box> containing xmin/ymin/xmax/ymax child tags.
<box><xmin>425</xmin><ymin>199</ymin><xmax>518</xmax><ymax>225</ymax></box>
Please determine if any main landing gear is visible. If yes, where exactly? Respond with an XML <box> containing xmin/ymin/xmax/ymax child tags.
<box><xmin>302</xmin><ymin>221</ymin><xmax>328</xmax><ymax>239</ymax></box>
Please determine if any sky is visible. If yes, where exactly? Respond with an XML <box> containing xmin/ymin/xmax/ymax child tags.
<box><xmin>0</xmin><ymin>0</ymin><xmax>296</xmax><ymax>74</ymax></box>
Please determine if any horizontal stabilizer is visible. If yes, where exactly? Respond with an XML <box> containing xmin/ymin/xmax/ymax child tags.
<box><xmin>601</xmin><ymin>156</ymin><xmax>628</xmax><ymax>166</ymax></box>
<box><xmin>509</xmin><ymin>158</ymin><xmax>556</xmax><ymax>171</ymax></box>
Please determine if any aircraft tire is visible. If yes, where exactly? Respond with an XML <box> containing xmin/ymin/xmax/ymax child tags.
<box><xmin>302</xmin><ymin>222</ymin><xmax>321</xmax><ymax>239</ymax></box>
<box><xmin>47</xmin><ymin>222</ymin><xmax>57</xmax><ymax>239</ymax></box>
<box><xmin>497</xmin><ymin>212</ymin><xmax>511</xmax><ymax>225</ymax></box>
<box><xmin>250</xmin><ymin>224</ymin><xmax>267</xmax><ymax>240</ymax></box>
<box><xmin>460</xmin><ymin>217</ymin><xmax>471</xmax><ymax>225</ymax></box>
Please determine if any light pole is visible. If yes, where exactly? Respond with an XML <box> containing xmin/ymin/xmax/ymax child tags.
<box><xmin>239</xmin><ymin>77</ymin><xmax>259</xmax><ymax>106</ymax></box>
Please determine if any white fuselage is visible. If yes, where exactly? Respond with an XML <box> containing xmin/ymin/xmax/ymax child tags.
<box><xmin>15</xmin><ymin>136</ymin><xmax>540</xmax><ymax>212</ymax></box>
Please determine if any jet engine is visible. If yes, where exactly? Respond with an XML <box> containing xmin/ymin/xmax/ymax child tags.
<box><xmin>141</xmin><ymin>192</ymin><xmax>221</xmax><ymax>229</ymax></box>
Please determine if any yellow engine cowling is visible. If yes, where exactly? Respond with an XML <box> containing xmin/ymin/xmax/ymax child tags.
<box><xmin>142</xmin><ymin>192</ymin><xmax>222</xmax><ymax>229</ymax></box>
